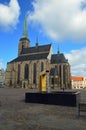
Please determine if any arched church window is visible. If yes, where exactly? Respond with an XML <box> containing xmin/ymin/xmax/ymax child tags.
<box><xmin>59</xmin><ymin>65</ymin><xmax>61</xmax><ymax>85</ymax></box>
<box><xmin>10</xmin><ymin>80</ymin><xmax>12</xmax><ymax>86</ymax></box>
<box><xmin>17</xmin><ymin>64</ymin><xmax>21</xmax><ymax>84</ymax></box>
<box><xmin>24</xmin><ymin>64</ymin><xmax>29</xmax><ymax>80</ymax></box>
<box><xmin>41</xmin><ymin>62</ymin><xmax>44</xmax><ymax>72</ymax></box>
<box><xmin>33</xmin><ymin>63</ymin><xmax>36</xmax><ymax>84</ymax></box>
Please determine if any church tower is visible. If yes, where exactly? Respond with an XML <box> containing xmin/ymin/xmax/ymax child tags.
<box><xmin>18</xmin><ymin>17</ymin><xmax>30</xmax><ymax>56</ymax></box>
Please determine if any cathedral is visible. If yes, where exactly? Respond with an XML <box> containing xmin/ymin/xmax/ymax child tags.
<box><xmin>5</xmin><ymin>19</ymin><xmax>71</xmax><ymax>89</ymax></box>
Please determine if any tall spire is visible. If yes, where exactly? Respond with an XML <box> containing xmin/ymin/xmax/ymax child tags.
<box><xmin>22</xmin><ymin>16</ymin><xmax>28</xmax><ymax>38</ymax></box>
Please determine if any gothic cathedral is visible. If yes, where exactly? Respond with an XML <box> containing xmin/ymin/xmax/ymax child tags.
<box><xmin>5</xmin><ymin>18</ymin><xmax>71</xmax><ymax>89</ymax></box>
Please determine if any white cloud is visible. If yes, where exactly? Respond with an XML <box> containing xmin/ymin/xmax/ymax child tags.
<box><xmin>65</xmin><ymin>47</ymin><xmax>86</xmax><ymax>76</ymax></box>
<box><xmin>28</xmin><ymin>0</ymin><xmax>86</xmax><ymax>42</ymax></box>
<box><xmin>0</xmin><ymin>0</ymin><xmax>20</xmax><ymax>30</ymax></box>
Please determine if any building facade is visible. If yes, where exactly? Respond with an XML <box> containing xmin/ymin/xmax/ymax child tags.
<box><xmin>71</xmin><ymin>76</ymin><xmax>86</xmax><ymax>89</ymax></box>
<box><xmin>83</xmin><ymin>77</ymin><xmax>86</xmax><ymax>89</ymax></box>
<box><xmin>5</xmin><ymin>19</ymin><xmax>71</xmax><ymax>89</ymax></box>
<box><xmin>71</xmin><ymin>76</ymin><xmax>84</xmax><ymax>89</ymax></box>
<box><xmin>0</xmin><ymin>69</ymin><xmax>5</xmax><ymax>86</ymax></box>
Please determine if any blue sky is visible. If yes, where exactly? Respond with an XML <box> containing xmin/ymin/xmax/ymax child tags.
<box><xmin>0</xmin><ymin>0</ymin><xmax>86</xmax><ymax>76</ymax></box>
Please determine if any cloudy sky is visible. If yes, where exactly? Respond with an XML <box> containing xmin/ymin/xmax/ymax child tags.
<box><xmin>0</xmin><ymin>0</ymin><xmax>86</xmax><ymax>76</ymax></box>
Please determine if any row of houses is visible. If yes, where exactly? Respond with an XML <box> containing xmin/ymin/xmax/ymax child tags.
<box><xmin>71</xmin><ymin>76</ymin><xmax>86</xmax><ymax>89</ymax></box>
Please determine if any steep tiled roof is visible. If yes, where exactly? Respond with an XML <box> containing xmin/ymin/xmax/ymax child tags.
<box><xmin>20</xmin><ymin>44</ymin><xmax>51</xmax><ymax>55</ymax></box>
<box><xmin>71</xmin><ymin>76</ymin><xmax>83</xmax><ymax>81</ymax></box>
<box><xmin>51</xmin><ymin>53</ymin><xmax>68</xmax><ymax>64</ymax></box>
<box><xmin>9</xmin><ymin>53</ymin><xmax>49</xmax><ymax>63</ymax></box>
<box><xmin>8</xmin><ymin>44</ymin><xmax>51</xmax><ymax>63</ymax></box>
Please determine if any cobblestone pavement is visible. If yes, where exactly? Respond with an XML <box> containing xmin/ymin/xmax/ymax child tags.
<box><xmin>0</xmin><ymin>88</ymin><xmax>86</xmax><ymax>130</ymax></box>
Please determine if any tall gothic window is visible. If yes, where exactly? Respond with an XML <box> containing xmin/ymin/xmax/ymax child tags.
<box><xmin>41</xmin><ymin>62</ymin><xmax>44</xmax><ymax>72</ymax></box>
<box><xmin>33</xmin><ymin>63</ymin><xmax>36</xmax><ymax>84</ymax></box>
<box><xmin>63</xmin><ymin>65</ymin><xmax>65</xmax><ymax>84</ymax></box>
<box><xmin>51</xmin><ymin>77</ymin><xmax>54</xmax><ymax>85</ymax></box>
<box><xmin>24</xmin><ymin>64</ymin><xmax>29</xmax><ymax>80</ymax></box>
<box><xmin>22</xmin><ymin>44</ymin><xmax>24</xmax><ymax>49</ymax></box>
<box><xmin>59</xmin><ymin>65</ymin><xmax>61</xmax><ymax>86</ymax></box>
<box><xmin>21</xmin><ymin>42</ymin><xmax>24</xmax><ymax>52</ymax></box>
<box><xmin>17</xmin><ymin>64</ymin><xmax>21</xmax><ymax>84</ymax></box>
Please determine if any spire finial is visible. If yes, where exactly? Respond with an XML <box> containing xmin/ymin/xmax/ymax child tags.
<box><xmin>57</xmin><ymin>44</ymin><xmax>60</xmax><ymax>54</ymax></box>
<box><xmin>22</xmin><ymin>16</ymin><xmax>28</xmax><ymax>38</ymax></box>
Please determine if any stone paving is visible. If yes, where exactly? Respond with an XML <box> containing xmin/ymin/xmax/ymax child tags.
<box><xmin>0</xmin><ymin>88</ymin><xmax>86</xmax><ymax>130</ymax></box>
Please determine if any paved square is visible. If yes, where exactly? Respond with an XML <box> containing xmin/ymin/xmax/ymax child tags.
<box><xmin>0</xmin><ymin>88</ymin><xmax>86</xmax><ymax>130</ymax></box>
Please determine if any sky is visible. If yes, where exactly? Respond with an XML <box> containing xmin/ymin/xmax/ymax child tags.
<box><xmin>0</xmin><ymin>0</ymin><xmax>86</xmax><ymax>76</ymax></box>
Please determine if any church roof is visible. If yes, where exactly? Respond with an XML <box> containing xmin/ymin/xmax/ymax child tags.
<box><xmin>20</xmin><ymin>44</ymin><xmax>51</xmax><ymax>55</ymax></box>
<box><xmin>51</xmin><ymin>53</ymin><xmax>68</xmax><ymax>64</ymax></box>
<box><xmin>9</xmin><ymin>44</ymin><xmax>51</xmax><ymax>63</ymax></box>
<box><xmin>9</xmin><ymin>53</ymin><xmax>49</xmax><ymax>63</ymax></box>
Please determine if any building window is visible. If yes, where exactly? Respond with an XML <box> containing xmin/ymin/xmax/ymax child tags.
<box><xmin>51</xmin><ymin>77</ymin><xmax>58</xmax><ymax>85</ymax></box>
<box><xmin>51</xmin><ymin>78</ymin><xmax>54</xmax><ymax>84</ymax></box>
<box><xmin>22</xmin><ymin>42</ymin><xmax>24</xmax><ymax>50</ymax></box>
<box><xmin>63</xmin><ymin>65</ymin><xmax>66</xmax><ymax>84</ymax></box>
<box><xmin>17</xmin><ymin>64</ymin><xmax>21</xmax><ymax>84</ymax></box>
<box><xmin>33</xmin><ymin>63</ymin><xmax>36</xmax><ymax>84</ymax></box>
<box><xmin>24</xmin><ymin>64</ymin><xmax>29</xmax><ymax>80</ymax></box>
<box><xmin>10</xmin><ymin>80</ymin><xmax>12</xmax><ymax>86</ymax></box>
<box><xmin>59</xmin><ymin>65</ymin><xmax>61</xmax><ymax>85</ymax></box>
<box><xmin>41</xmin><ymin>62</ymin><xmax>44</xmax><ymax>72</ymax></box>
